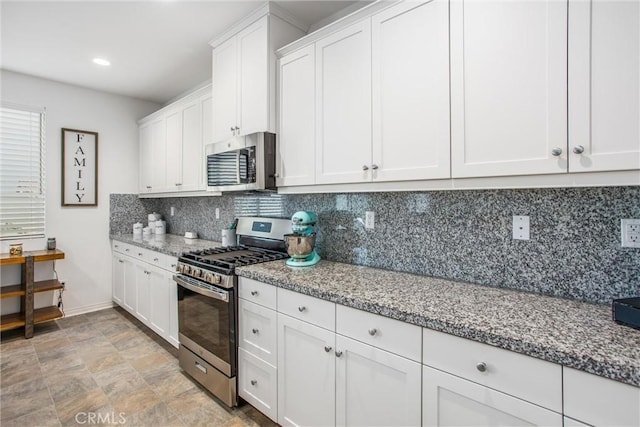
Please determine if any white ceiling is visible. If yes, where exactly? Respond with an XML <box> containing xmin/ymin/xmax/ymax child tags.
<box><xmin>1</xmin><ymin>0</ymin><xmax>365</xmax><ymax>104</ymax></box>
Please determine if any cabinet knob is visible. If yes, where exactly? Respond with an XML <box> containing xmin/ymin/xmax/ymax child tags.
<box><xmin>250</xmin><ymin>380</ymin><xmax>257</xmax><ymax>386</ymax></box>
<box><xmin>153</xmin><ymin>258</ymin><xmax>159</xmax><ymax>262</ymax></box>
<box><xmin>138</xmin><ymin>253</ymin><xmax>143</xmax><ymax>256</ymax></box>
<box><xmin>230</xmin><ymin>126</ymin><xmax>235</xmax><ymax>132</ymax></box>
<box><xmin>235</xmin><ymin>126</ymin><xmax>240</xmax><ymax>131</ymax></box>
<box><xmin>368</xmin><ymin>328</ymin><xmax>377</xmax><ymax>336</ymax></box>
<box><xmin>362</xmin><ymin>165</ymin><xmax>369</xmax><ymax>171</ymax></box>
<box><xmin>118</xmin><ymin>260</ymin><xmax>124</xmax><ymax>264</ymax></box>
<box><xmin>251</xmin><ymin>291</ymin><xmax>259</xmax><ymax>296</ymax></box>
<box><xmin>476</xmin><ymin>362</ymin><xmax>487</xmax><ymax>372</ymax></box>
<box><xmin>572</xmin><ymin>145</ymin><xmax>585</xmax><ymax>154</ymax></box>
<box><xmin>146</xmin><ymin>186</ymin><xmax>152</xmax><ymax>189</ymax></box>
<box><xmin>551</xmin><ymin>148</ymin><xmax>562</xmax><ymax>157</ymax></box>
<box><xmin>324</xmin><ymin>346</ymin><xmax>332</xmax><ymax>353</ymax></box>
<box><xmin>335</xmin><ymin>350</ymin><xmax>343</xmax><ymax>358</ymax></box>
<box><xmin>171</xmin><ymin>264</ymin><xmax>176</xmax><ymax>268</ymax></box>
<box><xmin>371</xmin><ymin>164</ymin><xmax>379</xmax><ymax>170</ymax></box>
<box><xmin>175</xmin><ymin>183</ymin><xmax>182</xmax><ymax>187</ymax></box>
<box><xmin>252</xmin><ymin>328</ymin><xmax>259</xmax><ymax>334</ymax></box>
<box><xmin>298</xmin><ymin>306</ymin><xmax>306</xmax><ymax>312</ymax></box>
<box><xmin>125</xmin><ymin>249</ymin><xmax>130</xmax><ymax>252</ymax></box>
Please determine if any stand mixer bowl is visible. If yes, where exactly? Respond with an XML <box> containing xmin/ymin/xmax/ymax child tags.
<box><xmin>284</xmin><ymin>233</ymin><xmax>316</xmax><ymax>260</ymax></box>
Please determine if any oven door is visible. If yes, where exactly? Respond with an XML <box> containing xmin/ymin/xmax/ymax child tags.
<box><xmin>175</xmin><ymin>275</ymin><xmax>236</xmax><ymax>377</ymax></box>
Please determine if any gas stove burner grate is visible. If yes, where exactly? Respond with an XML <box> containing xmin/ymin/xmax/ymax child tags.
<box><xmin>179</xmin><ymin>245</ymin><xmax>288</xmax><ymax>275</ymax></box>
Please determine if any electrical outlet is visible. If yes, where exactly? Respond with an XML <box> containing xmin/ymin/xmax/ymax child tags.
<box><xmin>170</xmin><ymin>206</ymin><xmax>175</xmax><ymax>216</ymax></box>
<box><xmin>513</xmin><ymin>215</ymin><xmax>530</xmax><ymax>240</ymax></box>
<box><xmin>365</xmin><ymin>211</ymin><xmax>375</xmax><ymax>230</ymax></box>
<box><xmin>621</xmin><ymin>219</ymin><xmax>640</xmax><ymax>248</ymax></box>
<box><xmin>215</xmin><ymin>208</ymin><xmax>220</xmax><ymax>219</ymax></box>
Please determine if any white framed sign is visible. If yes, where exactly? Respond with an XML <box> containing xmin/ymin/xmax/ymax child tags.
<box><xmin>62</xmin><ymin>128</ymin><xmax>98</xmax><ymax>206</ymax></box>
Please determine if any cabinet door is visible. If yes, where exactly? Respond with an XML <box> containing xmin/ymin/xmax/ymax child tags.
<box><xmin>139</xmin><ymin>123</ymin><xmax>154</xmax><ymax>193</ymax></box>
<box><xmin>122</xmin><ymin>257</ymin><xmax>137</xmax><ymax>314</ymax></box>
<box><xmin>568</xmin><ymin>0</ymin><xmax>640</xmax><ymax>172</ymax></box>
<box><xmin>238</xmin><ymin>16</ymin><xmax>269</xmax><ymax>136</ymax></box>
<box><xmin>212</xmin><ymin>36</ymin><xmax>238</xmax><ymax>143</ymax></box>
<box><xmin>336</xmin><ymin>335</ymin><xmax>421</xmax><ymax>427</ymax></box>
<box><xmin>165</xmin><ymin>108</ymin><xmax>183</xmax><ymax>191</ymax></box>
<box><xmin>180</xmin><ymin>99</ymin><xmax>203</xmax><ymax>191</ymax></box>
<box><xmin>134</xmin><ymin>263</ymin><xmax>150</xmax><ymax>323</ymax></box>
<box><xmin>372</xmin><ymin>0</ymin><xmax>450</xmax><ymax>181</ymax></box>
<box><xmin>278</xmin><ymin>313</ymin><xmax>335</xmax><ymax>427</ymax></box>
<box><xmin>450</xmin><ymin>0</ymin><xmax>567</xmax><ymax>178</ymax></box>
<box><xmin>150</xmin><ymin>118</ymin><xmax>167</xmax><ymax>191</ymax></box>
<box><xmin>149</xmin><ymin>267</ymin><xmax>170</xmax><ymax>339</ymax></box>
<box><xmin>201</xmin><ymin>94</ymin><xmax>213</xmax><ymax>146</ymax></box>
<box><xmin>278</xmin><ymin>45</ymin><xmax>316</xmax><ymax>186</ymax></box>
<box><xmin>422</xmin><ymin>366</ymin><xmax>562</xmax><ymax>427</ymax></box>
<box><xmin>167</xmin><ymin>274</ymin><xmax>179</xmax><ymax>348</ymax></box>
<box><xmin>316</xmin><ymin>20</ymin><xmax>372</xmax><ymax>185</ymax></box>
<box><xmin>239</xmin><ymin>347</ymin><xmax>278</xmax><ymax>422</ymax></box>
<box><xmin>112</xmin><ymin>254</ymin><xmax>125</xmax><ymax>306</ymax></box>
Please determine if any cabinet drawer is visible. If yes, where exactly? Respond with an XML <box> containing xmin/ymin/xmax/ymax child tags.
<box><xmin>112</xmin><ymin>241</ymin><xmax>133</xmax><ymax>255</ymax></box>
<box><xmin>131</xmin><ymin>246</ymin><xmax>149</xmax><ymax>262</ymax></box>
<box><xmin>165</xmin><ymin>256</ymin><xmax>178</xmax><ymax>273</ymax></box>
<box><xmin>336</xmin><ymin>305</ymin><xmax>421</xmax><ymax>362</ymax></box>
<box><xmin>238</xmin><ymin>347</ymin><xmax>277</xmax><ymax>423</ymax></box>
<box><xmin>563</xmin><ymin>367</ymin><xmax>640</xmax><ymax>427</ymax></box>
<box><xmin>422</xmin><ymin>328</ymin><xmax>562</xmax><ymax>413</ymax></box>
<box><xmin>239</xmin><ymin>277</ymin><xmax>277</xmax><ymax>310</ymax></box>
<box><xmin>239</xmin><ymin>299</ymin><xmax>277</xmax><ymax>366</ymax></box>
<box><xmin>147</xmin><ymin>251</ymin><xmax>166</xmax><ymax>269</ymax></box>
<box><xmin>277</xmin><ymin>288</ymin><xmax>335</xmax><ymax>331</ymax></box>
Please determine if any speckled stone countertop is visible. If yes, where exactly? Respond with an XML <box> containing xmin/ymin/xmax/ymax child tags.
<box><xmin>110</xmin><ymin>233</ymin><xmax>221</xmax><ymax>256</ymax></box>
<box><xmin>236</xmin><ymin>260</ymin><xmax>640</xmax><ymax>388</ymax></box>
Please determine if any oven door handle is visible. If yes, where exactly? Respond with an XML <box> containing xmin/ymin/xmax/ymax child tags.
<box><xmin>174</xmin><ymin>275</ymin><xmax>229</xmax><ymax>302</ymax></box>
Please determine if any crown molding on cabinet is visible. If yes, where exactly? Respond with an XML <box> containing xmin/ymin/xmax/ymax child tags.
<box><xmin>209</xmin><ymin>2</ymin><xmax>308</xmax><ymax>49</ymax></box>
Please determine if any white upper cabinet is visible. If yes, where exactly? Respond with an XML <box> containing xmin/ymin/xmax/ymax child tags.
<box><xmin>277</xmin><ymin>44</ymin><xmax>316</xmax><ymax>186</ymax></box>
<box><xmin>450</xmin><ymin>0</ymin><xmax>568</xmax><ymax>178</ymax></box>
<box><xmin>372</xmin><ymin>0</ymin><xmax>450</xmax><ymax>181</ymax></box>
<box><xmin>568</xmin><ymin>0</ymin><xmax>640</xmax><ymax>172</ymax></box>
<box><xmin>211</xmin><ymin>12</ymin><xmax>305</xmax><ymax>144</ymax></box>
<box><xmin>138</xmin><ymin>86</ymin><xmax>210</xmax><ymax>196</ymax></box>
<box><xmin>315</xmin><ymin>20</ymin><xmax>372</xmax><ymax>185</ymax></box>
<box><xmin>212</xmin><ymin>36</ymin><xmax>239</xmax><ymax>142</ymax></box>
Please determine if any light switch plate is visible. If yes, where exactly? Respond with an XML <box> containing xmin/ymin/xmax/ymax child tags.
<box><xmin>621</xmin><ymin>219</ymin><xmax>640</xmax><ymax>248</ymax></box>
<box><xmin>513</xmin><ymin>216</ymin><xmax>530</xmax><ymax>240</ymax></box>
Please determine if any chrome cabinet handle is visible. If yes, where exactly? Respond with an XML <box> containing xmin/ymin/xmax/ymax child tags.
<box><xmin>476</xmin><ymin>362</ymin><xmax>487</xmax><ymax>372</ymax></box>
<box><xmin>250</xmin><ymin>380</ymin><xmax>257</xmax><ymax>386</ymax></box>
<box><xmin>298</xmin><ymin>306</ymin><xmax>306</xmax><ymax>312</ymax></box>
<box><xmin>252</xmin><ymin>328</ymin><xmax>259</xmax><ymax>334</ymax></box>
<box><xmin>335</xmin><ymin>350</ymin><xmax>343</xmax><ymax>358</ymax></box>
<box><xmin>551</xmin><ymin>148</ymin><xmax>562</xmax><ymax>157</ymax></box>
<box><xmin>250</xmin><ymin>291</ymin><xmax>259</xmax><ymax>296</ymax></box>
<box><xmin>324</xmin><ymin>346</ymin><xmax>332</xmax><ymax>353</ymax></box>
<box><xmin>368</xmin><ymin>328</ymin><xmax>377</xmax><ymax>336</ymax></box>
<box><xmin>362</xmin><ymin>165</ymin><xmax>369</xmax><ymax>171</ymax></box>
<box><xmin>371</xmin><ymin>164</ymin><xmax>379</xmax><ymax>170</ymax></box>
<box><xmin>572</xmin><ymin>145</ymin><xmax>585</xmax><ymax>154</ymax></box>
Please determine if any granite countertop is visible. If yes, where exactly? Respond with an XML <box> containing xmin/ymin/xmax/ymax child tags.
<box><xmin>110</xmin><ymin>233</ymin><xmax>221</xmax><ymax>256</ymax></box>
<box><xmin>236</xmin><ymin>260</ymin><xmax>640</xmax><ymax>388</ymax></box>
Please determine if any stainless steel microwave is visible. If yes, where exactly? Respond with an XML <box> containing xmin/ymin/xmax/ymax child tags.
<box><xmin>206</xmin><ymin>132</ymin><xmax>277</xmax><ymax>192</ymax></box>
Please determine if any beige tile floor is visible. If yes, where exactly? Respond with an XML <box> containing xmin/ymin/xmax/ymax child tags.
<box><xmin>0</xmin><ymin>307</ymin><xmax>278</xmax><ymax>427</ymax></box>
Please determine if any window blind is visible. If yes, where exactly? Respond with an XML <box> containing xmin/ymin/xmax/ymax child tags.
<box><xmin>0</xmin><ymin>105</ymin><xmax>46</xmax><ymax>240</ymax></box>
<box><xmin>234</xmin><ymin>194</ymin><xmax>285</xmax><ymax>218</ymax></box>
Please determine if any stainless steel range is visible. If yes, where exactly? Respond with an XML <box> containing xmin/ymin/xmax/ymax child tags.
<box><xmin>173</xmin><ymin>217</ymin><xmax>291</xmax><ymax>406</ymax></box>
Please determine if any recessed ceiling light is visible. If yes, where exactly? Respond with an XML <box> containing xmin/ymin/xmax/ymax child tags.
<box><xmin>92</xmin><ymin>58</ymin><xmax>111</xmax><ymax>66</ymax></box>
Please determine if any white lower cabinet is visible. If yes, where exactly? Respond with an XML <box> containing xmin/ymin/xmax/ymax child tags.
<box><xmin>422</xmin><ymin>366</ymin><xmax>562</xmax><ymax>427</ymax></box>
<box><xmin>238</xmin><ymin>347</ymin><xmax>278</xmax><ymax>421</ymax></box>
<box><xmin>111</xmin><ymin>241</ymin><xmax>179</xmax><ymax>348</ymax></box>
<box><xmin>563</xmin><ymin>367</ymin><xmax>640</xmax><ymax>427</ymax></box>
<box><xmin>336</xmin><ymin>335</ymin><xmax>421</xmax><ymax>427</ymax></box>
<box><xmin>277</xmin><ymin>312</ymin><xmax>336</xmax><ymax>427</ymax></box>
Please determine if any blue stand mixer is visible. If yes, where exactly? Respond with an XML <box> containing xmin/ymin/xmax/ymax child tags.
<box><xmin>284</xmin><ymin>211</ymin><xmax>321</xmax><ymax>267</ymax></box>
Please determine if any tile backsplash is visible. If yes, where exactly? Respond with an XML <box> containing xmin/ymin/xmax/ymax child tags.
<box><xmin>110</xmin><ymin>186</ymin><xmax>640</xmax><ymax>304</ymax></box>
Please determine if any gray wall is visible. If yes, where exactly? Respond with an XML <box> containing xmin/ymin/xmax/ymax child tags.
<box><xmin>111</xmin><ymin>186</ymin><xmax>640</xmax><ymax>304</ymax></box>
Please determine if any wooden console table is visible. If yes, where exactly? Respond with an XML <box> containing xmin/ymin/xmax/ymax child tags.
<box><xmin>0</xmin><ymin>249</ymin><xmax>65</xmax><ymax>338</ymax></box>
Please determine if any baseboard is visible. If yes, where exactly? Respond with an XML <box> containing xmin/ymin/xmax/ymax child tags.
<box><xmin>63</xmin><ymin>301</ymin><xmax>116</xmax><ymax>317</ymax></box>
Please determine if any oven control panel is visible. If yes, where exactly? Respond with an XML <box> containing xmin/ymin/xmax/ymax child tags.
<box><xmin>176</xmin><ymin>262</ymin><xmax>233</xmax><ymax>289</ymax></box>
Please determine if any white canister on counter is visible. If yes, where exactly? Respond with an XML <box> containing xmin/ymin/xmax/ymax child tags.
<box><xmin>155</xmin><ymin>220</ymin><xmax>166</xmax><ymax>235</ymax></box>
<box><xmin>148</xmin><ymin>213</ymin><xmax>161</xmax><ymax>234</ymax></box>
<box><xmin>142</xmin><ymin>226</ymin><xmax>152</xmax><ymax>237</ymax></box>
<box><xmin>133</xmin><ymin>222</ymin><xmax>143</xmax><ymax>235</ymax></box>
